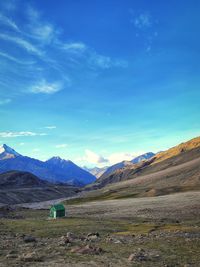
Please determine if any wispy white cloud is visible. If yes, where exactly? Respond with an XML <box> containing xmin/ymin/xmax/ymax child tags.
<box><xmin>0</xmin><ymin>131</ymin><xmax>47</xmax><ymax>138</ymax></box>
<box><xmin>0</xmin><ymin>13</ymin><xmax>19</xmax><ymax>31</ymax></box>
<box><xmin>0</xmin><ymin>33</ymin><xmax>42</xmax><ymax>56</ymax></box>
<box><xmin>89</xmin><ymin>53</ymin><xmax>112</xmax><ymax>69</ymax></box>
<box><xmin>55</xmin><ymin>144</ymin><xmax>68</xmax><ymax>148</ymax></box>
<box><xmin>132</xmin><ymin>13</ymin><xmax>152</xmax><ymax>29</ymax></box>
<box><xmin>31</xmin><ymin>24</ymin><xmax>55</xmax><ymax>43</ymax></box>
<box><xmin>30</xmin><ymin>80</ymin><xmax>62</xmax><ymax>94</ymax></box>
<box><xmin>0</xmin><ymin>98</ymin><xmax>11</xmax><ymax>105</ymax></box>
<box><xmin>89</xmin><ymin>52</ymin><xmax>128</xmax><ymax>69</ymax></box>
<box><xmin>0</xmin><ymin>3</ymin><xmax>128</xmax><ymax>104</ymax></box>
<box><xmin>0</xmin><ymin>51</ymin><xmax>35</xmax><ymax>65</ymax></box>
<box><xmin>130</xmin><ymin>10</ymin><xmax>157</xmax><ymax>53</ymax></box>
<box><xmin>44</xmin><ymin>126</ymin><xmax>56</xmax><ymax>129</ymax></box>
<box><xmin>108</xmin><ymin>151</ymin><xmax>144</xmax><ymax>165</ymax></box>
<box><xmin>26</xmin><ymin>6</ymin><xmax>59</xmax><ymax>44</ymax></box>
<box><xmin>62</xmin><ymin>42</ymin><xmax>128</xmax><ymax>69</ymax></box>
<box><xmin>63</xmin><ymin>42</ymin><xmax>87</xmax><ymax>53</ymax></box>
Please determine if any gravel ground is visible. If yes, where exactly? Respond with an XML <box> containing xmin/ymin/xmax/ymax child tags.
<box><xmin>66</xmin><ymin>191</ymin><xmax>200</xmax><ymax>221</ymax></box>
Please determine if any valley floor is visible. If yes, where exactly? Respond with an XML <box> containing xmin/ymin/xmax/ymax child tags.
<box><xmin>0</xmin><ymin>191</ymin><xmax>200</xmax><ymax>266</ymax></box>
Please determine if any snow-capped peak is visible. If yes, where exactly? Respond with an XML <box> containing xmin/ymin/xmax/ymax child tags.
<box><xmin>46</xmin><ymin>156</ymin><xmax>71</xmax><ymax>164</ymax></box>
<box><xmin>0</xmin><ymin>144</ymin><xmax>21</xmax><ymax>159</ymax></box>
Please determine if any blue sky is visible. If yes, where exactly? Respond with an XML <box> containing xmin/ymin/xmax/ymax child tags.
<box><xmin>0</xmin><ymin>0</ymin><xmax>200</xmax><ymax>167</ymax></box>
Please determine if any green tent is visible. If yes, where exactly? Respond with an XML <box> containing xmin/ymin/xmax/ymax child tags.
<box><xmin>49</xmin><ymin>204</ymin><xmax>65</xmax><ymax>218</ymax></box>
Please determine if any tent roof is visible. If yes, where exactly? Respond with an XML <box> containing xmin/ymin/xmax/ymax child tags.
<box><xmin>50</xmin><ymin>204</ymin><xmax>65</xmax><ymax>211</ymax></box>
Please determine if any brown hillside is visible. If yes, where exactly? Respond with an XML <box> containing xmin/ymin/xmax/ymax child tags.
<box><xmin>153</xmin><ymin>136</ymin><xmax>200</xmax><ymax>164</ymax></box>
<box><xmin>86</xmin><ymin>136</ymin><xmax>200</xmax><ymax>191</ymax></box>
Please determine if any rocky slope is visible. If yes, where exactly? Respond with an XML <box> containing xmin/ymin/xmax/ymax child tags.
<box><xmin>85</xmin><ymin>136</ymin><xmax>200</xmax><ymax>193</ymax></box>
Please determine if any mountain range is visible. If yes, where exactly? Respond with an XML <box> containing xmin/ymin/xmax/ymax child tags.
<box><xmin>84</xmin><ymin>152</ymin><xmax>155</xmax><ymax>179</ymax></box>
<box><xmin>84</xmin><ymin>136</ymin><xmax>200</xmax><ymax>195</ymax></box>
<box><xmin>100</xmin><ymin>152</ymin><xmax>155</xmax><ymax>179</ymax></box>
<box><xmin>0</xmin><ymin>144</ymin><xmax>96</xmax><ymax>186</ymax></box>
<box><xmin>1</xmin><ymin>136</ymin><xmax>200</xmax><ymax>204</ymax></box>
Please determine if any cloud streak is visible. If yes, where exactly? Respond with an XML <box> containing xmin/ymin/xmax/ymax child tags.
<box><xmin>30</xmin><ymin>80</ymin><xmax>63</xmax><ymax>94</ymax></box>
<box><xmin>0</xmin><ymin>51</ymin><xmax>35</xmax><ymax>65</ymax></box>
<box><xmin>26</xmin><ymin>6</ymin><xmax>58</xmax><ymax>44</ymax></box>
<box><xmin>61</xmin><ymin>41</ymin><xmax>128</xmax><ymax>69</ymax></box>
<box><xmin>0</xmin><ymin>13</ymin><xmax>19</xmax><ymax>31</ymax></box>
<box><xmin>45</xmin><ymin>126</ymin><xmax>56</xmax><ymax>129</ymax></box>
<box><xmin>0</xmin><ymin>131</ymin><xmax>47</xmax><ymax>138</ymax></box>
<box><xmin>62</xmin><ymin>42</ymin><xmax>87</xmax><ymax>53</ymax></box>
<box><xmin>55</xmin><ymin>144</ymin><xmax>68</xmax><ymax>148</ymax></box>
<box><xmin>0</xmin><ymin>33</ymin><xmax>42</xmax><ymax>56</ymax></box>
<box><xmin>0</xmin><ymin>3</ymin><xmax>128</xmax><ymax>102</ymax></box>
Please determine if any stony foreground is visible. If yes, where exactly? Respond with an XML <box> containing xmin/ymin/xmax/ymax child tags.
<box><xmin>0</xmin><ymin>191</ymin><xmax>200</xmax><ymax>266</ymax></box>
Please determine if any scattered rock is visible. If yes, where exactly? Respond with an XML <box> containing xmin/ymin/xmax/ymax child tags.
<box><xmin>71</xmin><ymin>244</ymin><xmax>103</xmax><ymax>255</ymax></box>
<box><xmin>66</xmin><ymin>232</ymin><xmax>77</xmax><ymax>239</ymax></box>
<box><xmin>105</xmin><ymin>236</ymin><xmax>123</xmax><ymax>244</ymax></box>
<box><xmin>19</xmin><ymin>252</ymin><xmax>42</xmax><ymax>262</ymax></box>
<box><xmin>87</xmin><ymin>232</ymin><xmax>100</xmax><ymax>239</ymax></box>
<box><xmin>6</xmin><ymin>250</ymin><xmax>18</xmax><ymax>259</ymax></box>
<box><xmin>59</xmin><ymin>236</ymin><xmax>71</xmax><ymax>246</ymax></box>
<box><xmin>87</xmin><ymin>232</ymin><xmax>100</xmax><ymax>237</ymax></box>
<box><xmin>23</xmin><ymin>235</ymin><xmax>36</xmax><ymax>243</ymax></box>
<box><xmin>113</xmin><ymin>239</ymin><xmax>122</xmax><ymax>244</ymax></box>
<box><xmin>128</xmin><ymin>249</ymin><xmax>149</xmax><ymax>262</ymax></box>
<box><xmin>83</xmin><ymin>232</ymin><xmax>99</xmax><ymax>241</ymax></box>
<box><xmin>128</xmin><ymin>253</ymin><xmax>136</xmax><ymax>262</ymax></box>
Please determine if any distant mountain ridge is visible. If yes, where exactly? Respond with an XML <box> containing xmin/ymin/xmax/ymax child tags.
<box><xmin>84</xmin><ymin>152</ymin><xmax>155</xmax><ymax>179</ymax></box>
<box><xmin>89</xmin><ymin>136</ymin><xmax>200</xmax><ymax>190</ymax></box>
<box><xmin>131</xmin><ymin>152</ymin><xmax>155</xmax><ymax>163</ymax></box>
<box><xmin>83</xmin><ymin>166</ymin><xmax>108</xmax><ymax>178</ymax></box>
<box><xmin>99</xmin><ymin>152</ymin><xmax>155</xmax><ymax>179</ymax></box>
<box><xmin>0</xmin><ymin>145</ymin><xmax>96</xmax><ymax>186</ymax></box>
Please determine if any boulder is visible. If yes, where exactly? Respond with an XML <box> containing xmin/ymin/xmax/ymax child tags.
<box><xmin>128</xmin><ymin>249</ymin><xmax>148</xmax><ymax>262</ymax></box>
<box><xmin>86</xmin><ymin>232</ymin><xmax>100</xmax><ymax>240</ymax></box>
<box><xmin>23</xmin><ymin>236</ymin><xmax>36</xmax><ymax>243</ymax></box>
